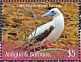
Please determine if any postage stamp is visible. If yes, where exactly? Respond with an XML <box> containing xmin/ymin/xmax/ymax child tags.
<box><xmin>1</xmin><ymin>1</ymin><xmax>79</xmax><ymax>60</ymax></box>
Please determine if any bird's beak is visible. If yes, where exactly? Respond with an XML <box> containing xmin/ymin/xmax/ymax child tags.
<box><xmin>42</xmin><ymin>11</ymin><xmax>54</xmax><ymax>17</ymax></box>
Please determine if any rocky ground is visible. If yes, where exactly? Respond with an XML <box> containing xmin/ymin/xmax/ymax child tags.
<box><xmin>2</xmin><ymin>2</ymin><xmax>79</xmax><ymax>60</ymax></box>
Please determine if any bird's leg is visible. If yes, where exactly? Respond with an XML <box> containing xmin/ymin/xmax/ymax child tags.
<box><xmin>39</xmin><ymin>43</ymin><xmax>42</xmax><ymax>50</ymax></box>
<box><xmin>44</xmin><ymin>41</ymin><xmax>55</xmax><ymax>49</ymax></box>
<box><xmin>39</xmin><ymin>39</ymin><xmax>46</xmax><ymax>50</ymax></box>
<box><xmin>33</xmin><ymin>43</ymin><xmax>36</xmax><ymax>52</ymax></box>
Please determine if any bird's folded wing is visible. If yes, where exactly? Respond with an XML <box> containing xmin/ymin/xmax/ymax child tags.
<box><xmin>27</xmin><ymin>21</ymin><xmax>55</xmax><ymax>47</ymax></box>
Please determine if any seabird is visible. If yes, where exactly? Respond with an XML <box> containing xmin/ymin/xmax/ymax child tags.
<box><xmin>28</xmin><ymin>8</ymin><xmax>64</xmax><ymax>49</ymax></box>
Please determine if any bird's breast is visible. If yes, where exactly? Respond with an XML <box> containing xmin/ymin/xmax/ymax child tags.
<box><xmin>46</xmin><ymin>16</ymin><xmax>64</xmax><ymax>44</ymax></box>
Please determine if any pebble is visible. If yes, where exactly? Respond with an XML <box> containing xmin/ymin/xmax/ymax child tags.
<box><xmin>11</xmin><ymin>23</ymin><xmax>20</xmax><ymax>28</ymax></box>
<box><xmin>63</xmin><ymin>12</ymin><xmax>69</xmax><ymax>17</ymax></box>
<box><xmin>6</xmin><ymin>30</ymin><xmax>14</xmax><ymax>33</ymax></box>
<box><xmin>3</xmin><ymin>29</ymin><xmax>6</xmax><ymax>31</ymax></box>
<box><xmin>16</xmin><ymin>28</ymin><xmax>25</xmax><ymax>32</ymax></box>
<box><xmin>67</xmin><ymin>17</ymin><xmax>75</xmax><ymax>21</ymax></box>
<box><xmin>5</xmin><ymin>22</ymin><xmax>10</xmax><ymax>26</ymax></box>
<box><xmin>8</xmin><ymin>32</ymin><xmax>17</xmax><ymax>36</ymax></box>
<box><xmin>2</xmin><ymin>17</ymin><xmax>6</xmax><ymax>20</ymax></box>
<box><xmin>12</xmin><ymin>18</ymin><xmax>22</xmax><ymax>24</ymax></box>
<box><xmin>28</xmin><ymin>24</ymin><xmax>35</xmax><ymax>29</ymax></box>
<box><xmin>24</xmin><ymin>17</ymin><xmax>29</xmax><ymax>20</ymax></box>
<box><xmin>7</xmin><ymin>36</ymin><xmax>11</xmax><ymax>39</ymax></box>
<box><xmin>4</xmin><ymin>5</ymin><xmax>8</xmax><ymax>7</ymax></box>
<box><xmin>28</xmin><ymin>29</ymin><xmax>33</xmax><ymax>32</ymax></box>
<box><xmin>47</xmin><ymin>5</ymin><xmax>55</xmax><ymax>10</ymax></box>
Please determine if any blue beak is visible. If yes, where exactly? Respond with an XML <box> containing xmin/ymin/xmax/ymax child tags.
<box><xmin>42</xmin><ymin>11</ymin><xmax>54</xmax><ymax>17</ymax></box>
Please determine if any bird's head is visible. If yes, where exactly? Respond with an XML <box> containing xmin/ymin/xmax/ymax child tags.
<box><xmin>42</xmin><ymin>8</ymin><xmax>62</xmax><ymax>17</ymax></box>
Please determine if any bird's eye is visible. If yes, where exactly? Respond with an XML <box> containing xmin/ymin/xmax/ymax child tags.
<box><xmin>51</xmin><ymin>11</ymin><xmax>54</xmax><ymax>13</ymax></box>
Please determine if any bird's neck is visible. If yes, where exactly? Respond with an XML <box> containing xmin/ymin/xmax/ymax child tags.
<box><xmin>52</xmin><ymin>14</ymin><xmax>64</xmax><ymax>25</ymax></box>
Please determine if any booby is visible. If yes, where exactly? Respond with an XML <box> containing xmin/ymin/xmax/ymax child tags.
<box><xmin>28</xmin><ymin>8</ymin><xmax>64</xmax><ymax>49</ymax></box>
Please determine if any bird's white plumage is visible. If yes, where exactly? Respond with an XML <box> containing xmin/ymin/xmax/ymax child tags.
<box><xmin>28</xmin><ymin>20</ymin><xmax>55</xmax><ymax>38</ymax></box>
<box><xmin>28</xmin><ymin>8</ymin><xmax>64</xmax><ymax>44</ymax></box>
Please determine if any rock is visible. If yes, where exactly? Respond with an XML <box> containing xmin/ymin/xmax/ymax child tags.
<box><xmin>64</xmin><ymin>36</ymin><xmax>67</xmax><ymax>38</ymax></box>
<box><xmin>60</xmin><ymin>35</ymin><xmax>65</xmax><ymax>38</ymax></box>
<box><xmin>56</xmin><ymin>2</ymin><xmax>61</xmax><ymax>4</ymax></box>
<box><xmin>28</xmin><ymin>24</ymin><xmax>35</xmax><ymax>29</ymax></box>
<box><xmin>25</xmin><ymin>11</ymin><xmax>33</xmax><ymax>17</ymax></box>
<box><xmin>2</xmin><ymin>17</ymin><xmax>6</xmax><ymax>20</ymax></box>
<box><xmin>7</xmin><ymin>36</ymin><xmax>11</xmax><ymax>39</ymax></box>
<box><xmin>8</xmin><ymin>32</ymin><xmax>17</xmax><ymax>36</ymax></box>
<box><xmin>2</xmin><ymin>19</ymin><xmax>6</xmax><ymax>23</ymax></box>
<box><xmin>16</xmin><ymin>28</ymin><xmax>25</xmax><ymax>32</ymax></box>
<box><xmin>11</xmin><ymin>24</ymin><xmax>17</xmax><ymax>28</ymax></box>
<box><xmin>67</xmin><ymin>17</ymin><xmax>75</xmax><ymax>21</ymax></box>
<box><xmin>60</xmin><ymin>40</ymin><xmax>65</xmax><ymax>44</ymax></box>
<box><xmin>3</xmin><ymin>29</ymin><xmax>6</xmax><ymax>31</ymax></box>
<box><xmin>11</xmin><ymin>23</ymin><xmax>20</xmax><ymax>28</ymax></box>
<box><xmin>4</xmin><ymin>5</ymin><xmax>8</xmax><ymax>7</ymax></box>
<box><xmin>5</xmin><ymin>22</ymin><xmax>10</xmax><ymax>26</ymax></box>
<box><xmin>7</xmin><ymin>11</ymin><xmax>12</xmax><ymax>14</ymax></box>
<box><xmin>6</xmin><ymin>30</ymin><xmax>13</xmax><ymax>33</ymax></box>
<box><xmin>47</xmin><ymin>5</ymin><xmax>55</xmax><ymax>10</ymax></box>
<box><xmin>2</xmin><ymin>23</ymin><xmax>5</xmax><ymax>27</ymax></box>
<box><xmin>15</xmin><ymin>9</ymin><xmax>20</xmax><ymax>12</ymax></box>
<box><xmin>16</xmin><ymin>23</ymin><xmax>20</xmax><ymax>26</ymax></box>
<box><xmin>14</xmin><ymin>4</ymin><xmax>16</xmax><ymax>6</ymax></box>
<box><xmin>28</xmin><ymin>29</ymin><xmax>33</xmax><ymax>32</ymax></box>
<box><xmin>63</xmin><ymin>12</ymin><xmax>69</xmax><ymax>17</ymax></box>
<box><xmin>12</xmin><ymin>18</ymin><xmax>22</xmax><ymax>24</ymax></box>
<box><xmin>24</xmin><ymin>17</ymin><xmax>29</xmax><ymax>20</ymax></box>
